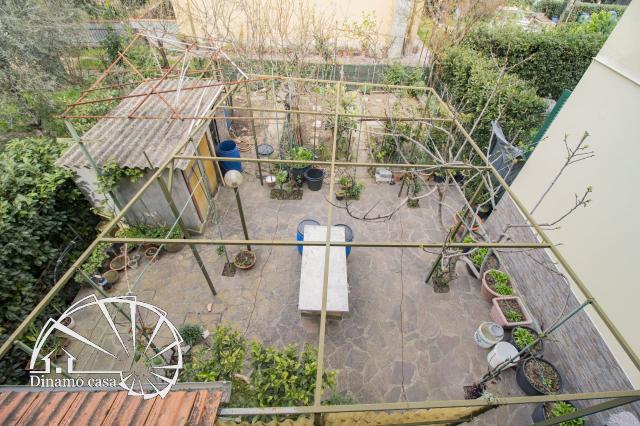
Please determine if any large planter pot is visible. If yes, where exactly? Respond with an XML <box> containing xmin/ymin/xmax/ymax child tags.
<box><xmin>509</xmin><ymin>326</ymin><xmax>544</xmax><ymax>357</ymax></box>
<box><xmin>479</xmin><ymin>250</ymin><xmax>500</xmax><ymax>276</ymax></box>
<box><xmin>516</xmin><ymin>358</ymin><xmax>563</xmax><ymax>395</ymax></box>
<box><xmin>102</xmin><ymin>269</ymin><xmax>120</xmax><ymax>285</ymax></box>
<box><xmin>481</xmin><ymin>269</ymin><xmax>511</xmax><ymax>302</ymax></box>
<box><xmin>490</xmin><ymin>296</ymin><xmax>532</xmax><ymax>329</ymax></box>
<box><xmin>532</xmin><ymin>401</ymin><xmax>579</xmax><ymax>423</ymax></box>
<box><xmin>233</xmin><ymin>250</ymin><xmax>256</xmax><ymax>270</ymax></box>
<box><xmin>109</xmin><ymin>255</ymin><xmax>128</xmax><ymax>271</ymax></box>
<box><xmin>304</xmin><ymin>168</ymin><xmax>324</xmax><ymax>191</ymax></box>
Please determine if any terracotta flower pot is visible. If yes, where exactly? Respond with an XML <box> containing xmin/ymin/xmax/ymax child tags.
<box><xmin>481</xmin><ymin>269</ymin><xmax>505</xmax><ymax>302</ymax></box>
<box><xmin>490</xmin><ymin>296</ymin><xmax>532</xmax><ymax>329</ymax></box>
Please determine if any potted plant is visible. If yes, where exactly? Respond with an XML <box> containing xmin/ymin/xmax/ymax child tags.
<box><xmin>164</xmin><ymin>227</ymin><xmax>185</xmax><ymax>253</ymax></box>
<box><xmin>264</xmin><ymin>175</ymin><xmax>276</xmax><ymax>187</ymax></box>
<box><xmin>288</xmin><ymin>146</ymin><xmax>313</xmax><ymax>182</ymax></box>
<box><xmin>433</xmin><ymin>170</ymin><xmax>445</xmax><ymax>183</ymax></box>
<box><xmin>109</xmin><ymin>255</ymin><xmax>128</xmax><ymax>271</ymax></box>
<box><xmin>178</xmin><ymin>323</ymin><xmax>204</xmax><ymax>347</ymax></box>
<box><xmin>532</xmin><ymin>401</ymin><xmax>583</xmax><ymax>425</ymax></box>
<box><xmin>516</xmin><ymin>357</ymin><xmax>563</xmax><ymax>395</ymax></box>
<box><xmin>468</xmin><ymin>246</ymin><xmax>488</xmax><ymax>276</ymax></box>
<box><xmin>270</xmin><ymin>170</ymin><xmax>303</xmax><ymax>200</ymax></box>
<box><xmin>144</xmin><ymin>246</ymin><xmax>160</xmax><ymax>262</ymax></box>
<box><xmin>392</xmin><ymin>171</ymin><xmax>405</xmax><ymax>182</ymax></box>
<box><xmin>490</xmin><ymin>296</ymin><xmax>532</xmax><ymax>329</ymax></box>
<box><xmin>335</xmin><ymin>188</ymin><xmax>346</xmax><ymax>201</ymax></box>
<box><xmin>481</xmin><ymin>269</ymin><xmax>514</xmax><ymax>301</ymax></box>
<box><xmin>233</xmin><ymin>250</ymin><xmax>256</xmax><ymax>270</ymax></box>
<box><xmin>479</xmin><ymin>249</ymin><xmax>501</xmax><ymax>276</ymax></box>
<box><xmin>102</xmin><ymin>269</ymin><xmax>120</xmax><ymax>286</ymax></box>
<box><xmin>338</xmin><ymin>175</ymin><xmax>354</xmax><ymax>191</ymax></box>
<box><xmin>509</xmin><ymin>326</ymin><xmax>544</xmax><ymax>356</ymax></box>
<box><xmin>346</xmin><ymin>181</ymin><xmax>364</xmax><ymax>200</ymax></box>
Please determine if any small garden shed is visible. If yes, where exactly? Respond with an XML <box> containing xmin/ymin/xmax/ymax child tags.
<box><xmin>57</xmin><ymin>78</ymin><xmax>228</xmax><ymax>231</ymax></box>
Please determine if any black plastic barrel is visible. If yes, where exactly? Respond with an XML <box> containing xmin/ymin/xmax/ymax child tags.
<box><xmin>304</xmin><ymin>168</ymin><xmax>324</xmax><ymax>191</ymax></box>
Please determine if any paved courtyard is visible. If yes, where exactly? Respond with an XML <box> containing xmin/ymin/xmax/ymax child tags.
<box><xmin>61</xmin><ymin>163</ymin><xmax>537</xmax><ymax>423</ymax></box>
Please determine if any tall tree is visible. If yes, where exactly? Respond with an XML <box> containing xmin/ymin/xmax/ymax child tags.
<box><xmin>0</xmin><ymin>0</ymin><xmax>85</xmax><ymax>128</ymax></box>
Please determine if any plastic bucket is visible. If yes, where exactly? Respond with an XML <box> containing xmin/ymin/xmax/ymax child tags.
<box><xmin>216</xmin><ymin>140</ymin><xmax>243</xmax><ymax>172</ymax></box>
<box><xmin>334</xmin><ymin>224</ymin><xmax>353</xmax><ymax>257</ymax></box>
<box><xmin>297</xmin><ymin>219</ymin><xmax>320</xmax><ymax>255</ymax></box>
<box><xmin>487</xmin><ymin>341</ymin><xmax>519</xmax><ymax>369</ymax></box>
<box><xmin>474</xmin><ymin>322</ymin><xmax>504</xmax><ymax>349</ymax></box>
<box><xmin>305</xmin><ymin>168</ymin><xmax>324</xmax><ymax>191</ymax></box>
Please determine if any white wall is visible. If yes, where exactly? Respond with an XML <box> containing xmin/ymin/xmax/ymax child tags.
<box><xmin>510</xmin><ymin>1</ymin><xmax>640</xmax><ymax>385</ymax></box>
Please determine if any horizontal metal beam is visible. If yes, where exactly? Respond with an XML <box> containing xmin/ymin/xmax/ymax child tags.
<box><xmin>99</xmin><ymin>237</ymin><xmax>551</xmax><ymax>249</ymax></box>
<box><xmin>219</xmin><ymin>390</ymin><xmax>640</xmax><ymax>416</ymax></box>
<box><xmin>173</xmin><ymin>155</ymin><xmax>490</xmax><ymax>171</ymax></box>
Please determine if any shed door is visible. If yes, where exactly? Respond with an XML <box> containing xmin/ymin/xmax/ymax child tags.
<box><xmin>184</xmin><ymin>134</ymin><xmax>219</xmax><ymax>222</ymax></box>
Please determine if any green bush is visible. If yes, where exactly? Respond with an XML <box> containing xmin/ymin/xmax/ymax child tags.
<box><xmin>180</xmin><ymin>326</ymin><xmax>336</xmax><ymax>410</ymax></box>
<box><xmin>534</xmin><ymin>0</ymin><xmax>626</xmax><ymax>21</ymax></box>
<box><xmin>438</xmin><ymin>47</ymin><xmax>546</xmax><ymax>151</ymax></box>
<box><xmin>250</xmin><ymin>342</ymin><xmax>335</xmax><ymax>407</ymax></box>
<box><xmin>0</xmin><ymin>137</ymin><xmax>98</xmax><ymax>384</ymax></box>
<box><xmin>465</xmin><ymin>24</ymin><xmax>606</xmax><ymax>98</ymax></box>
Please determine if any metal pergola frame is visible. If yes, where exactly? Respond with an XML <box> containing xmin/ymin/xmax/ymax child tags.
<box><xmin>1</xmin><ymin>34</ymin><xmax>638</xmax><ymax>424</ymax></box>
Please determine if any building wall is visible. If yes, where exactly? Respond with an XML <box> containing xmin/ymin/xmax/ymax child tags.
<box><xmin>72</xmin><ymin>166</ymin><xmax>203</xmax><ymax>231</ymax></box>
<box><xmin>170</xmin><ymin>0</ymin><xmax>419</xmax><ymax>58</ymax></box>
<box><xmin>506</xmin><ymin>0</ymin><xmax>640</xmax><ymax>385</ymax></box>
<box><xmin>116</xmin><ymin>168</ymin><xmax>203</xmax><ymax>231</ymax></box>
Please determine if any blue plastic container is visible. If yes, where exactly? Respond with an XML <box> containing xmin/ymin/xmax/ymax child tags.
<box><xmin>216</xmin><ymin>139</ymin><xmax>243</xmax><ymax>172</ymax></box>
<box><xmin>297</xmin><ymin>219</ymin><xmax>320</xmax><ymax>255</ymax></box>
<box><xmin>334</xmin><ymin>224</ymin><xmax>354</xmax><ymax>257</ymax></box>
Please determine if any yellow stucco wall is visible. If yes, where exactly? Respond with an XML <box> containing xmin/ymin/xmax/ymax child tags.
<box><xmin>170</xmin><ymin>0</ymin><xmax>417</xmax><ymax>57</ymax></box>
<box><xmin>510</xmin><ymin>0</ymin><xmax>640</xmax><ymax>385</ymax></box>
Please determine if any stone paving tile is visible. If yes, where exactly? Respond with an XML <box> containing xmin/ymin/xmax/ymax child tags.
<box><xmin>65</xmin><ymin>171</ymin><xmax>532</xmax><ymax>425</ymax></box>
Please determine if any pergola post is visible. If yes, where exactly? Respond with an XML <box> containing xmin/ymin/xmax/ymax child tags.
<box><xmin>244</xmin><ymin>83</ymin><xmax>264</xmax><ymax>185</ymax></box>
<box><xmin>143</xmin><ymin>153</ymin><xmax>217</xmax><ymax>297</ymax></box>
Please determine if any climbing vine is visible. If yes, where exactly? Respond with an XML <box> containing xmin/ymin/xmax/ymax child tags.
<box><xmin>97</xmin><ymin>159</ymin><xmax>144</xmax><ymax>194</ymax></box>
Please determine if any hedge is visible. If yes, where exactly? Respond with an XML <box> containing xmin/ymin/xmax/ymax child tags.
<box><xmin>465</xmin><ymin>25</ymin><xmax>606</xmax><ymax>98</ymax></box>
<box><xmin>438</xmin><ymin>47</ymin><xmax>546</xmax><ymax>152</ymax></box>
<box><xmin>534</xmin><ymin>0</ymin><xmax>626</xmax><ymax>20</ymax></box>
<box><xmin>0</xmin><ymin>138</ymin><xmax>98</xmax><ymax>384</ymax></box>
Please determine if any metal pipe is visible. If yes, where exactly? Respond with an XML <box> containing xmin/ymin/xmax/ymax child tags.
<box><xmin>143</xmin><ymin>152</ymin><xmax>217</xmax><ymax>297</ymax></box>
<box><xmin>243</xmin><ymin>83</ymin><xmax>264</xmax><ymax>185</ymax></box>
<box><xmin>314</xmin><ymin>79</ymin><xmax>342</xmax><ymax>406</ymax></box>
<box><xmin>532</xmin><ymin>396</ymin><xmax>640</xmax><ymax>426</ymax></box>
<box><xmin>234</xmin><ymin>188</ymin><xmax>251</xmax><ymax>251</ymax></box>
<box><xmin>174</xmin><ymin>155</ymin><xmax>490</xmax><ymax>171</ymax></box>
<box><xmin>97</xmin><ymin>237</ymin><xmax>551</xmax><ymax>249</ymax></box>
<box><xmin>218</xmin><ymin>390</ymin><xmax>640</xmax><ymax>416</ymax></box>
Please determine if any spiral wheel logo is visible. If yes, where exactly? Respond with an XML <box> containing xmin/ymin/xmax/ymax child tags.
<box><xmin>29</xmin><ymin>295</ymin><xmax>183</xmax><ymax>399</ymax></box>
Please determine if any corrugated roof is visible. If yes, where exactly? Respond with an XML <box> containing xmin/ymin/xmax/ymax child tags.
<box><xmin>0</xmin><ymin>388</ymin><xmax>222</xmax><ymax>426</ymax></box>
<box><xmin>57</xmin><ymin>78</ymin><xmax>222</xmax><ymax>170</ymax></box>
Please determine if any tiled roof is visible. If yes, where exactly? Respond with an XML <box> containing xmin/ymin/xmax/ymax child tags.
<box><xmin>0</xmin><ymin>388</ymin><xmax>222</xmax><ymax>426</ymax></box>
<box><xmin>57</xmin><ymin>79</ymin><xmax>222</xmax><ymax>170</ymax></box>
